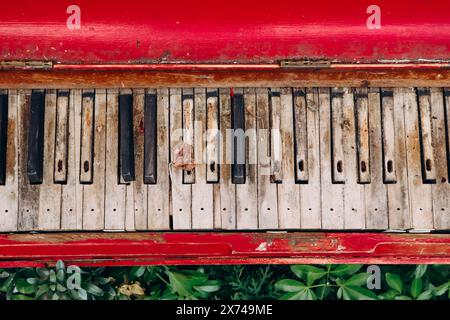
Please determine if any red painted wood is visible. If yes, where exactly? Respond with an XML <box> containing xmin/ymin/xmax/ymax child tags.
<box><xmin>0</xmin><ymin>0</ymin><xmax>449</xmax><ymax>64</ymax></box>
<box><xmin>0</xmin><ymin>232</ymin><xmax>449</xmax><ymax>267</ymax></box>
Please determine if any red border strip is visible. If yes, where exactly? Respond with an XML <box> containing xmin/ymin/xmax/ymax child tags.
<box><xmin>0</xmin><ymin>232</ymin><xmax>449</xmax><ymax>267</ymax></box>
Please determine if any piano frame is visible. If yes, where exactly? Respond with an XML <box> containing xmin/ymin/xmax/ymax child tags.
<box><xmin>1</xmin><ymin>0</ymin><xmax>450</xmax><ymax>267</ymax></box>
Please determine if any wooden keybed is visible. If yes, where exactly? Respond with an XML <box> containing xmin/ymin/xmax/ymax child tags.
<box><xmin>1</xmin><ymin>86</ymin><xmax>450</xmax><ymax>232</ymax></box>
<box><xmin>1</xmin><ymin>0</ymin><xmax>450</xmax><ymax>266</ymax></box>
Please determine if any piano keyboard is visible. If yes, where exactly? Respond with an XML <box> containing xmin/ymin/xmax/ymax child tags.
<box><xmin>0</xmin><ymin>87</ymin><xmax>449</xmax><ymax>232</ymax></box>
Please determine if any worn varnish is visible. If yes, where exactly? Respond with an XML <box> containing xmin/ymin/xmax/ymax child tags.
<box><xmin>0</xmin><ymin>86</ymin><xmax>449</xmax><ymax>232</ymax></box>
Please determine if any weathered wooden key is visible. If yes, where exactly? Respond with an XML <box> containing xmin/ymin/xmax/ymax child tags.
<box><xmin>27</xmin><ymin>90</ymin><xmax>45</xmax><ymax>184</ymax></box>
<box><xmin>144</xmin><ymin>90</ymin><xmax>157</xmax><ymax>184</ymax></box>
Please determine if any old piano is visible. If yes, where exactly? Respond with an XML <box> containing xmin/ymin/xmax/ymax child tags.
<box><xmin>0</xmin><ymin>0</ymin><xmax>450</xmax><ymax>267</ymax></box>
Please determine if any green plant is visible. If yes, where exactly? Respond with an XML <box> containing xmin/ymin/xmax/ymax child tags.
<box><xmin>275</xmin><ymin>265</ymin><xmax>450</xmax><ymax>300</ymax></box>
<box><xmin>0</xmin><ymin>264</ymin><xmax>449</xmax><ymax>300</ymax></box>
<box><xmin>0</xmin><ymin>261</ymin><xmax>115</xmax><ymax>300</ymax></box>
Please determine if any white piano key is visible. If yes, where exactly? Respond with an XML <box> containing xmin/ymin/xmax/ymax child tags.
<box><xmin>18</xmin><ymin>89</ymin><xmax>39</xmax><ymax>231</ymax></box>
<box><xmin>147</xmin><ymin>88</ymin><xmax>170</xmax><ymax>230</ymax></box>
<box><xmin>79</xmin><ymin>90</ymin><xmax>95</xmax><ymax>184</ymax></box>
<box><xmin>365</xmin><ymin>88</ymin><xmax>388</xmax><ymax>229</ymax></box>
<box><xmin>269</xmin><ymin>88</ymin><xmax>283</xmax><ymax>183</ymax></box>
<box><xmin>342</xmin><ymin>88</ymin><xmax>365</xmax><ymax>229</ymax></box>
<box><xmin>417</xmin><ymin>88</ymin><xmax>436</xmax><ymax>182</ymax></box>
<box><xmin>0</xmin><ymin>90</ymin><xmax>19</xmax><ymax>232</ymax></box>
<box><xmin>236</xmin><ymin>88</ymin><xmax>258</xmax><ymax>229</ymax></box>
<box><xmin>104</xmin><ymin>89</ymin><xmax>126</xmax><ymax>230</ymax></box>
<box><xmin>218</xmin><ymin>88</ymin><xmax>236</xmax><ymax>229</ymax></box>
<box><xmin>319</xmin><ymin>88</ymin><xmax>344</xmax><ymax>229</ymax></box>
<box><xmin>38</xmin><ymin>89</ymin><xmax>62</xmax><ymax>230</ymax></box>
<box><xmin>403</xmin><ymin>87</ymin><xmax>433</xmax><ymax>230</ymax></box>
<box><xmin>387</xmin><ymin>88</ymin><xmax>411</xmax><ymax>229</ymax></box>
<box><xmin>381</xmin><ymin>89</ymin><xmax>397</xmax><ymax>183</ymax></box>
<box><xmin>130</xmin><ymin>88</ymin><xmax>147</xmax><ymax>230</ymax></box>
<box><xmin>431</xmin><ymin>88</ymin><xmax>450</xmax><ymax>230</ymax></box>
<box><xmin>182</xmin><ymin>88</ymin><xmax>195</xmax><ymax>184</ymax></box>
<box><xmin>206</xmin><ymin>88</ymin><xmax>219</xmax><ymax>183</ymax></box>
<box><xmin>293</xmin><ymin>88</ymin><xmax>308</xmax><ymax>183</ymax></box>
<box><xmin>54</xmin><ymin>91</ymin><xmax>69</xmax><ymax>183</ymax></box>
<box><xmin>256</xmin><ymin>88</ymin><xmax>279</xmax><ymax>229</ymax></box>
<box><xmin>278</xmin><ymin>88</ymin><xmax>300</xmax><ymax>229</ymax></box>
<box><xmin>300</xmin><ymin>88</ymin><xmax>321</xmax><ymax>229</ymax></box>
<box><xmin>192</xmin><ymin>88</ymin><xmax>214</xmax><ymax>229</ymax></box>
<box><xmin>82</xmin><ymin>89</ymin><xmax>107</xmax><ymax>230</ymax></box>
<box><xmin>61</xmin><ymin>89</ymin><xmax>83</xmax><ymax>230</ymax></box>
<box><xmin>331</xmin><ymin>88</ymin><xmax>345</xmax><ymax>184</ymax></box>
<box><xmin>354</xmin><ymin>89</ymin><xmax>371</xmax><ymax>184</ymax></box>
<box><xmin>170</xmin><ymin>88</ymin><xmax>192</xmax><ymax>229</ymax></box>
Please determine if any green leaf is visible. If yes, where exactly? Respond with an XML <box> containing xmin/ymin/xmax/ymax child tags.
<box><xmin>16</xmin><ymin>278</ymin><xmax>36</xmax><ymax>295</ymax></box>
<box><xmin>49</xmin><ymin>270</ymin><xmax>57</xmax><ymax>283</ymax></box>
<box><xmin>36</xmin><ymin>268</ymin><xmax>49</xmax><ymax>279</ymax></box>
<box><xmin>56</xmin><ymin>260</ymin><xmax>65</xmax><ymax>272</ymax></box>
<box><xmin>331</xmin><ymin>265</ymin><xmax>363</xmax><ymax>277</ymax></box>
<box><xmin>386</xmin><ymin>273</ymin><xmax>403</xmax><ymax>293</ymax></box>
<box><xmin>417</xmin><ymin>290</ymin><xmax>433</xmax><ymax>300</ymax></box>
<box><xmin>378</xmin><ymin>289</ymin><xmax>400</xmax><ymax>300</ymax></box>
<box><xmin>279</xmin><ymin>287</ymin><xmax>316</xmax><ymax>300</ymax></box>
<box><xmin>433</xmin><ymin>282</ymin><xmax>449</xmax><ymax>296</ymax></box>
<box><xmin>343</xmin><ymin>273</ymin><xmax>369</xmax><ymax>287</ymax></box>
<box><xmin>129</xmin><ymin>266</ymin><xmax>146</xmax><ymax>280</ymax></box>
<box><xmin>56</xmin><ymin>270</ymin><xmax>65</xmax><ymax>282</ymax></box>
<box><xmin>194</xmin><ymin>280</ymin><xmax>221</xmax><ymax>293</ymax></box>
<box><xmin>10</xmin><ymin>294</ymin><xmax>35</xmax><ymax>300</ymax></box>
<box><xmin>0</xmin><ymin>271</ymin><xmax>10</xmax><ymax>278</ymax></box>
<box><xmin>340</xmin><ymin>286</ymin><xmax>378</xmax><ymax>300</ymax></box>
<box><xmin>410</xmin><ymin>278</ymin><xmax>423</xmax><ymax>299</ymax></box>
<box><xmin>84</xmin><ymin>283</ymin><xmax>104</xmax><ymax>297</ymax></box>
<box><xmin>36</xmin><ymin>284</ymin><xmax>49</xmax><ymax>298</ymax></box>
<box><xmin>166</xmin><ymin>271</ymin><xmax>193</xmax><ymax>297</ymax></box>
<box><xmin>414</xmin><ymin>265</ymin><xmax>428</xmax><ymax>279</ymax></box>
<box><xmin>395</xmin><ymin>295</ymin><xmax>413</xmax><ymax>300</ymax></box>
<box><xmin>275</xmin><ymin>279</ymin><xmax>306</xmax><ymax>292</ymax></box>
<box><xmin>290</xmin><ymin>265</ymin><xmax>327</xmax><ymax>285</ymax></box>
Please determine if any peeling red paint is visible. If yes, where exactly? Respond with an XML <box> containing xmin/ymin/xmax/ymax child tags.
<box><xmin>0</xmin><ymin>232</ymin><xmax>449</xmax><ymax>267</ymax></box>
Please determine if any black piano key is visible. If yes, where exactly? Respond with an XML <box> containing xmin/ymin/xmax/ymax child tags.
<box><xmin>232</xmin><ymin>89</ymin><xmax>246</xmax><ymax>184</ymax></box>
<box><xmin>27</xmin><ymin>90</ymin><xmax>45</xmax><ymax>184</ymax></box>
<box><xmin>119</xmin><ymin>93</ymin><xmax>135</xmax><ymax>182</ymax></box>
<box><xmin>144</xmin><ymin>91</ymin><xmax>157</xmax><ymax>184</ymax></box>
<box><xmin>0</xmin><ymin>93</ymin><xmax>8</xmax><ymax>185</ymax></box>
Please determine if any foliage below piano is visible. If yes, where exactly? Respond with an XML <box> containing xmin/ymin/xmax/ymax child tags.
<box><xmin>0</xmin><ymin>0</ymin><xmax>450</xmax><ymax>266</ymax></box>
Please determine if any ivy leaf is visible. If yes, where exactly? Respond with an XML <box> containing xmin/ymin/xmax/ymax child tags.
<box><xmin>343</xmin><ymin>273</ymin><xmax>369</xmax><ymax>287</ymax></box>
<box><xmin>331</xmin><ymin>265</ymin><xmax>363</xmax><ymax>277</ymax></box>
<box><xmin>340</xmin><ymin>286</ymin><xmax>378</xmax><ymax>300</ymax></box>
<box><xmin>414</xmin><ymin>265</ymin><xmax>428</xmax><ymax>279</ymax></box>
<box><xmin>386</xmin><ymin>273</ymin><xmax>403</xmax><ymax>293</ymax></box>
<box><xmin>416</xmin><ymin>290</ymin><xmax>433</xmax><ymax>300</ymax></box>
<box><xmin>410</xmin><ymin>278</ymin><xmax>423</xmax><ymax>299</ymax></box>
<box><xmin>16</xmin><ymin>278</ymin><xmax>36</xmax><ymax>295</ymax></box>
<box><xmin>290</xmin><ymin>265</ymin><xmax>327</xmax><ymax>285</ymax></box>
<box><xmin>275</xmin><ymin>279</ymin><xmax>306</xmax><ymax>292</ymax></box>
